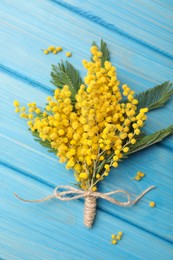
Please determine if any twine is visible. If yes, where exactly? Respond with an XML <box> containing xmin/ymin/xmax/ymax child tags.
<box><xmin>14</xmin><ymin>185</ymin><xmax>155</xmax><ymax>227</ymax></box>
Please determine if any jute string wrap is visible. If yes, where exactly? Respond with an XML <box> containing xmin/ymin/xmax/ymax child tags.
<box><xmin>14</xmin><ymin>185</ymin><xmax>155</xmax><ymax>228</ymax></box>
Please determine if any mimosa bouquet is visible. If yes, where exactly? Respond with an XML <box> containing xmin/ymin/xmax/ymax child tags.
<box><xmin>14</xmin><ymin>40</ymin><xmax>173</xmax><ymax>228</ymax></box>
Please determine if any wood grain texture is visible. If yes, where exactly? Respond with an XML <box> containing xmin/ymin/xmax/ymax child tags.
<box><xmin>0</xmin><ymin>0</ymin><xmax>173</xmax><ymax>259</ymax></box>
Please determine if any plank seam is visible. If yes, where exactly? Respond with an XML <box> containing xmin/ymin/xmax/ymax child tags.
<box><xmin>0</xmin><ymin>64</ymin><xmax>51</xmax><ymax>94</ymax></box>
<box><xmin>99</xmin><ymin>206</ymin><xmax>173</xmax><ymax>245</ymax></box>
<box><xmin>49</xmin><ymin>0</ymin><xmax>173</xmax><ymax>60</ymax></box>
<box><xmin>0</xmin><ymin>161</ymin><xmax>54</xmax><ymax>189</ymax></box>
<box><xmin>1</xmin><ymin>161</ymin><xmax>173</xmax><ymax>245</ymax></box>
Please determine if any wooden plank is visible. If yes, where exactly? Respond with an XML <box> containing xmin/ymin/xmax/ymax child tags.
<box><xmin>1</xmin><ymin>164</ymin><xmax>173</xmax><ymax>260</ymax></box>
<box><xmin>51</xmin><ymin>0</ymin><xmax>173</xmax><ymax>59</ymax></box>
<box><xmin>0</xmin><ymin>0</ymin><xmax>173</xmax><ymax>88</ymax></box>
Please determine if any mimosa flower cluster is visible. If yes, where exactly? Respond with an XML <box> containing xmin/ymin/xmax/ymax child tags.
<box><xmin>111</xmin><ymin>231</ymin><xmax>123</xmax><ymax>245</ymax></box>
<box><xmin>43</xmin><ymin>45</ymin><xmax>72</xmax><ymax>57</ymax></box>
<box><xmin>43</xmin><ymin>45</ymin><xmax>63</xmax><ymax>55</ymax></box>
<box><xmin>14</xmin><ymin>45</ymin><xmax>148</xmax><ymax>191</ymax></box>
<box><xmin>133</xmin><ymin>171</ymin><xmax>145</xmax><ymax>181</ymax></box>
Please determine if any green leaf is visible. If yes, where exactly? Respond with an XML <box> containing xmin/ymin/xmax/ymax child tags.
<box><xmin>51</xmin><ymin>61</ymin><xmax>84</xmax><ymax>103</ymax></box>
<box><xmin>91</xmin><ymin>39</ymin><xmax>110</xmax><ymax>67</ymax></box>
<box><xmin>48</xmin><ymin>149</ymin><xmax>57</xmax><ymax>154</ymax></box>
<box><xmin>127</xmin><ymin>125</ymin><xmax>173</xmax><ymax>155</ymax></box>
<box><xmin>100</xmin><ymin>39</ymin><xmax>110</xmax><ymax>67</ymax></box>
<box><xmin>31</xmin><ymin>130</ymin><xmax>57</xmax><ymax>155</ymax></box>
<box><xmin>105</xmin><ymin>125</ymin><xmax>173</xmax><ymax>164</ymax></box>
<box><xmin>72</xmin><ymin>183</ymin><xmax>81</xmax><ymax>188</ymax></box>
<box><xmin>136</xmin><ymin>81</ymin><xmax>173</xmax><ymax>111</ymax></box>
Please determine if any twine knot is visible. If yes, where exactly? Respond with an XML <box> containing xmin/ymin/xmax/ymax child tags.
<box><xmin>14</xmin><ymin>185</ymin><xmax>155</xmax><ymax>228</ymax></box>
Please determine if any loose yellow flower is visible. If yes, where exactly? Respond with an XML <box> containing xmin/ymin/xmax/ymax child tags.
<box><xmin>56</xmin><ymin>46</ymin><xmax>63</xmax><ymax>52</ymax></box>
<box><xmin>149</xmin><ymin>201</ymin><xmax>156</xmax><ymax>207</ymax></box>
<box><xmin>116</xmin><ymin>235</ymin><xmax>121</xmax><ymax>240</ymax></box>
<box><xmin>53</xmin><ymin>50</ymin><xmax>58</xmax><ymax>55</ymax></box>
<box><xmin>138</xmin><ymin>171</ymin><xmax>145</xmax><ymax>177</ymax></box>
<box><xmin>66</xmin><ymin>52</ymin><xmax>72</xmax><ymax>57</ymax></box>
<box><xmin>111</xmin><ymin>234</ymin><xmax>116</xmax><ymax>239</ymax></box>
<box><xmin>135</xmin><ymin>176</ymin><xmax>141</xmax><ymax>181</ymax></box>
<box><xmin>112</xmin><ymin>239</ymin><xmax>117</xmax><ymax>245</ymax></box>
<box><xmin>48</xmin><ymin>46</ymin><xmax>55</xmax><ymax>51</ymax></box>
<box><xmin>133</xmin><ymin>171</ymin><xmax>145</xmax><ymax>181</ymax></box>
<box><xmin>140</xmin><ymin>172</ymin><xmax>145</xmax><ymax>177</ymax></box>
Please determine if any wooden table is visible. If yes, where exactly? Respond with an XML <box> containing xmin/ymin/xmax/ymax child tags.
<box><xmin>1</xmin><ymin>1</ymin><xmax>173</xmax><ymax>259</ymax></box>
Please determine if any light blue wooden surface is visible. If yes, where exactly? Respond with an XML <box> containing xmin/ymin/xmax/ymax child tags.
<box><xmin>0</xmin><ymin>0</ymin><xmax>173</xmax><ymax>259</ymax></box>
